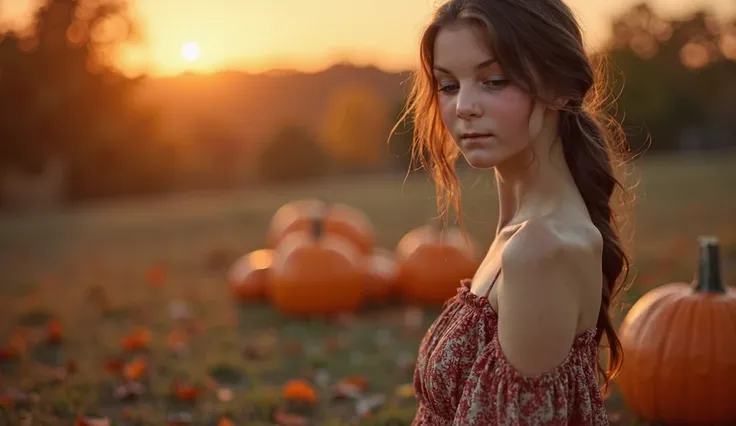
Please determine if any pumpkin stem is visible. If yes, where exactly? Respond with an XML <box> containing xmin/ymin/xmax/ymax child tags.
<box><xmin>694</xmin><ymin>235</ymin><xmax>724</xmax><ymax>293</ymax></box>
<box><xmin>312</xmin><ymin>204</ymin><xmax>330</xmax><ymax>240</ymax></box>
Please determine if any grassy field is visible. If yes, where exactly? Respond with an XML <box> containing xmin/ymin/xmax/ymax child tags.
<box><xmin>0</xmin><ymin>153</ymin><xmax>735</xmax><ymax>425</ymax></box>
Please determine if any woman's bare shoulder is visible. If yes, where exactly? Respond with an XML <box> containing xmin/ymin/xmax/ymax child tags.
<box><xmin>503</xmin><ymin>216</ymin><xmax>602</xmax><ymax>268</ymax></box>
<box><xmin>495</xmin><ymin>217</ymin><xmax>602</xmax><ymax>376</ymax></box>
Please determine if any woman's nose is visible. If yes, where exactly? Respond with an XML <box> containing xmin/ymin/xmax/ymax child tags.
<box><xmin>455</xmin><ymin>87</ymin><xmax>482</xmax><ymax>120</ymax></box>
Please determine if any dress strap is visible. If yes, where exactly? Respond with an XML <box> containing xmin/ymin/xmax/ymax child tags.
<box><xmin>483</xmin><ymin>267</ymin><xmax>502</xmax><ymax>298</ymax></box>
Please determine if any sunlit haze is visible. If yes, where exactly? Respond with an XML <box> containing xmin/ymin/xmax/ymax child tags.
<box><xmin>1</xmin><ymin>0</ymin><xmax>734</xmax><ymax>76</ymax></box>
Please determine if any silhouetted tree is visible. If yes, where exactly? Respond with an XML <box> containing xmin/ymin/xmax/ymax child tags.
<box><xmin>0</xmin><ymin>0</ymin><xmax>180</xmax><ymax>200</ymax></box>
<box><xmin>605</xmin><ymin>3</ymin><xmax>736</xmax><ymax>152</ymax></box>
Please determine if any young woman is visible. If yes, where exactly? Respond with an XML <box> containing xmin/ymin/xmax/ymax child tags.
<box><xmin>395</xmin><ymin>0</ymin><xmax>632</xmax><ymax>424</ymax></box>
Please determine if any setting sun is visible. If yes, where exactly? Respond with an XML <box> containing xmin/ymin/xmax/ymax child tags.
<box><xmin>180</xmin><ymin>42</ymin><xmax>200</xmax><ymax>62</ymax></box>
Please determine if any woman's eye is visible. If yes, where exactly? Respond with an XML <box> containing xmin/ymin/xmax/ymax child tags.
<box><xmin>437</xmin><ymin>82</ymin><xmax>458</xmax><ymax>93</ymax></box>
<box><xmin>484</xmin><ymin>78</ymin><xmax>509</xmax><ymax>89</ymax></box>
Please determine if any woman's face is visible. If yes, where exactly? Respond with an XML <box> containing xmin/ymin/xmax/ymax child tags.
<box><xmin>433</xmin><ymin>23</ymin><xmax>537</xmax><ymax>169</ymax></box>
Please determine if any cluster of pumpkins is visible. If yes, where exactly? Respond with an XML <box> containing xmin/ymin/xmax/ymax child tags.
<box><xmin>227</xmin><ymin>199</ymin><xmax>482</xmax><ymax>317</ymax></box>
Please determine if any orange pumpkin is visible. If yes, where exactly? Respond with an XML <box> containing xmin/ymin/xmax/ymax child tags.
<box><xmin>266</xmin><ymin>199</ymin><xmax>375</xmax><ymax>255</ymax></box>
<box><xmin>617</xmin><ymin>236</ymin><xmax>736</xmax><ymax>425</ymax></box>
<box><xmin>228</xmin><ymin>249</ymin><xmax>274</xmax><ymax>302</ymax></box>
<box><xmin>396</xmin><ymin>223</ymin><xmax>481</xmax><ymax>306</ymax></box>
<box><xmin>362</xmin><ymin>248</ymin><xmax>399</xmax><ymax>304</ymax></box>
<box><xmin>269</xmin><ymin>212</ymin><xmax>364</xmax><ymax>317</ymax></box>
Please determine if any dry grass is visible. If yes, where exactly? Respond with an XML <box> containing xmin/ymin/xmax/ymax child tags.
<box><xmin>0</xmin><ymin>152</ymin><xmax>734</xmax><ymax>425</ymax></box>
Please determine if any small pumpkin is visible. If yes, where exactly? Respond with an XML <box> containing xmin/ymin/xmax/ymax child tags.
<box><xmin>395</xmin><ymin>223</ymin><xmax>481</xmax><ymax>306</ymax></box>
<box><xmin>269</xmin><ymin>209</ymin><xmax>364</xmax><ymax>317</ymax></box>
<box><xmin>616</xmin><ymin>236</ymin><xmax>736</xmax><ymax>425</ymax></box>
<box><xmin>362</xmin><ymin>248</ymin><xmax>399</xmax><ymax>304</ymax></box>
<box><xmin>228</xmin><ymin>249</ymin><xmax>274</xmax><ymax>302</ymax></box>
<box><xmin>266</xmin><ymin>199</ymin><xmax>375</xmax><ymax>255</ymax></box>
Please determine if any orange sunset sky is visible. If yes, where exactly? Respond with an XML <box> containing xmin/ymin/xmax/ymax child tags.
<box><xmin>2</xmin><ymin>0</ymin><xmax>735</xmax><ymax>76</ymax></box>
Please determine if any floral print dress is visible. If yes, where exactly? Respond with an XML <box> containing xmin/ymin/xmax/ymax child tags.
<box><xmin>412</xmin><ymin>270</ymin><xmax>609</xmax><ymax>425</ymax></box>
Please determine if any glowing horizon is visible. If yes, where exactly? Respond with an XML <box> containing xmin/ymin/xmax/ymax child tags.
<box><xmin>1</xmin><ymin>0</ymin><xmax>734</xmax><ymax>77</ymax></box>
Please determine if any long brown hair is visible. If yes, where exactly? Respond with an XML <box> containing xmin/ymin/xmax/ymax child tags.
<box><xmin>391</xmin><ymin>0</ymin><xmax>633</xmax><ymax>392</ymax></box>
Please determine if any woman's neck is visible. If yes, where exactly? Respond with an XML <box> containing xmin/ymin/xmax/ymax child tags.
<box><xmin>493</xmin><ymin>132</ymin><xmax>586</xmax><ymax>236</ymax></box>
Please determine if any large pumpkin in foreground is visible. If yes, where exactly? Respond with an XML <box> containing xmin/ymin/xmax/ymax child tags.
<box><xmin>266</xmin><ymin>199</ymin><xmax>375</xmax><ymax>255</ymax></box>
<box><xmin>395</xmin><ymin>223</ymin><xmax>481</xmax><ymax>306</ymax></box>
<box><xmin>269</xmin><ymin>213</ymin><xmax>364</xmax><ymax>317</ymax></box>
<box><xmin>228</xmin><ymin>249</ymin><xmax>274</xmax><ymax>302</ymax></box>
<box><xmin>617</xmin><ymin>236</ymin><xmax>736</xmax><ymax>425</ymax></box>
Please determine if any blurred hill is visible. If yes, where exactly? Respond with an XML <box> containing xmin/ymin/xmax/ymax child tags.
<box><xmin>133</xmin><ymin>63</ymin><xmax>412</xmax><ymax>149</ymax></box>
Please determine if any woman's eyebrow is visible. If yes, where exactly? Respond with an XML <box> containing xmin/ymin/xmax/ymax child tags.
<box><xmin>432</xmin><ymin>58</ymin><xmax>497</xmax><ymax>74</ymax></box>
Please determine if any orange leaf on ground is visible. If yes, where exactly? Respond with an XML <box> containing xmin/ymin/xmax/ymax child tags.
<box><xmin>123</xmin><ymin>357</ymin><xmax>147</xmax><ymax>381</ymax></box>
<box><xmin>282</xmin><ymin>379</ymin><xmax>318</xmax><ymax>404</ymax></box>
<box><xmin>172</xmin><ymin>381</ymin><xmax>201</xmax><ymax>401</ymax></box>
<box><xmin>217</xmin><ymin>418</ymin><xmax>235</xmax><ymax>426</ymax></box>
<box><xmin>122</xmin><ymin>328</ymin><xmax>151</xmax><ymax>352</ymax></box>
<box><xmin>47</xmin><ymin>319</ymin><xmax>62</xmax><ymax>344</ymax></box>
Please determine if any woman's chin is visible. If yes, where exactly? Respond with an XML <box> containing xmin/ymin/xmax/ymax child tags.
<box><xmin>461</xmin><ymin>151</ymin><xmax>500</xmax><ymax>169</ymax></box>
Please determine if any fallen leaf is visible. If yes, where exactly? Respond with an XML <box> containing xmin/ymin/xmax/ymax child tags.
<box><xmin>395</xmin><ymin>383</ymin><xmax>414</xmax><ymax>399</ymax></box>
<box><xmin>172</xmin><ymin>381</ymin><xmax>201</xmax><ymax>401</ymax></box>
<box><xmin>218</xmin><ymin>418</ymin><xmax>235</xmax><ymax>426</ymax></box>
<box><xmin>282</xmin><ymin>379</ymin><xmax>318</xmax><ymax>404</ymax></box>
<box><xmin>122</xmin><ymin>328</ymin><xmax>152</xmax><ymax>352</ymax></box>
<box><xmin>46</xmin><ymin>319</ymin><xmax>62</xmax><ymax>344</ymax></box>
<box><xmin>123</xmin><ymin>357</ymin><xmax>147</xmax><ymax>381</ymax></box>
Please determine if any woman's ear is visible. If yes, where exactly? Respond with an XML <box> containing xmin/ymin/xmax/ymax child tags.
<box><xmin>550</xmin><ymin>96</ymin><xmax>569</xmax><ymax>110</ymax></box>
